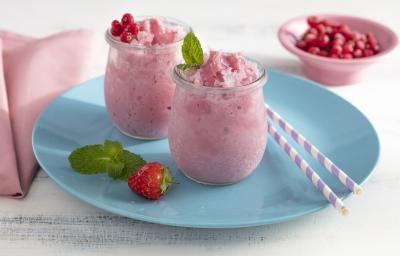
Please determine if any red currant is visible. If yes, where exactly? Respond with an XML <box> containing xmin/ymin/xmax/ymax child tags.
<box><xmin>330</xmin><ymin>44</ymin><xmax>343</xmax><ymax>55</ymax></box>
<box><xmin>363</xmin><ymin>49</ymin><xmax>374</xmax><ymax>57</ymax></box>
<box><xmin>333</xmin><ymin>38</ymin><xmax>345</xmax><ymax>46</ymax></box>
<box><xmin>338</xmin><ymin>25</ymin><xmax>354</xmax><ymax>40</ymax></box>
<box><xmin>112</xmin><ymin>20</ymin><xmax>119</xmax><ymax>27</ymax></box>
<box><xmin>352</xmin><ymin>32</ymin><xmax>363</xmax><ymax>41</ymax></box>
<box><xmin>111</xmin><ymin>20</ymin><xmax>124</xmax><ymax>36</ymax></box>
<box><xmin>303</xmin><ymin>33</ymin><xmax>317</xmax><ymax>46</ymax></box>
<box><xmin>328</xmin><ymin>53</ymin><xmax>340</xmax><ymax>58</ymax></box>
<box><xmin>319</xmin><ymin>19</ymin><xmax>330</xmax><ymax>26</ymax></box>
<box><xmin>308</xmin><ymin>46</ymin><xmax>320</xmax><ymax>55</ymax></box>
<box><xmin>333</xmin><ymin>32</ymin><xmax>346</xmax><ymax>42</ymax></box>
<box><xmin>355</xmin><ymin>40</ymin><xmax>365</xmax><ymax>50</ymax></box>
<box><xmin>296</xmin><ymin>40</ymin><xmax>308</xmax><ymax>50</ymax></box>
<box><xmin>325</xmin><ymin>26</ymin><xmax>334</xmax><ymax>36</ymax></box>
<box><xmin>316</xmin><ymin>34</ymin><xmax>330</xmax><ymax>48</ymax></box>
<box><xmin>120</xmin><ymin>31</ymin><xmax>134</xmax><ymax>43</ymax></box>
<box><xmin>319</xmin><ymin>50</ymin><xmax>328</xmax><ymax>57</ymax></box>
<box><xmin>343</xmin><ymin>43</ymin><xmax>354</xmax><ymax>54</ymax></box>
<box><xmin>342</xmin><ymin>53</ymin><xmax>353</xmax><ymax>59</ymax></box>
<box><xmin>316</xmin><ymin>24</ymin><xmax>326</xmax><ymax>34</ymax></box>
<box><xmin>371</xmin><ymin>43</ymin><xmax>380</xmax><ymax>53</ymax></box>
<box><xmin>338</xmin><ymin>24</ymin><xmax>350</xmax><ymax>32</ymax></box>
<box><xmin>307</xmin><ymin>16</ymin><xmax>319</xmax><ymax>27</ymax></box>
<box><xmin>296</xmin><ymin>16</ymin><xmax>380</xmax><ymax>59</ymax></box>
<box><xmin>353</xmin><ymin>49</ymin><xmax>363</xmax><ymax>58</ymax></box>
<box><xmin>124</xmin><ymin>23</ymin><xmax>139</xmax><ymax>35</ymax></box>
<box><xmin>367</xmin><ymin>32</ymin><xmax>377</xmax><ymax>43</ymax></box>
<box><xmin>358</xmin><ymin>34</ymin><xmax>367</xmax><ymax>41</ymax></box>
<box><xmin>368</xmin><ymin>39</ymin><xmax>380</xmax><ymax>52</ymax></box>
<box><xmin>334</xmin><ymin>32</ymin><xmax>345</xmax><ymax>39</ymax></box>
<box><xmin>121</xmin><ymin>13</ymin><xmax>134</xmax><ymax>27</ymax></box>
<box><xmin>307</xmin><ymin>27</ymin><xmax>318</xmax><ymax>35</ymax></box>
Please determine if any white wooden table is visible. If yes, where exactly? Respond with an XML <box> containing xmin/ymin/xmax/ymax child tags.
<box><xmin>1</xmin><ymin>1</ymin><xmax>399</xmax><ymax>255</ymax></box>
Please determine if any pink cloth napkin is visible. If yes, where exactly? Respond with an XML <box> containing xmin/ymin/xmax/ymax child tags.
<box><xmin>0</xmin><ymin>30</ymin><xmax>96</xmax><ymax>198</ymax></box>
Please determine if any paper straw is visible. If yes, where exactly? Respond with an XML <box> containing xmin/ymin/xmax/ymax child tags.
<box><xmin>268</xmin><ymin>122</ymin><xmax>349</xmax><ymax>216</ymax></box>
<box><xmin>265</xmin><ymin>104</ymin><xmax>362</xmax><ymax>195</ymax></box>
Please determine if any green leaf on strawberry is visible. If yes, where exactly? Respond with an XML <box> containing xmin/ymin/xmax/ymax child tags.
<box><xmin>161</xmin><ymin>168</ymin><xmax>173</xmax><ymax>194</ymax></box>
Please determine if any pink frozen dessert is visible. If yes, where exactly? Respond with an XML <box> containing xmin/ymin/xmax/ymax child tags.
<box><xmin>104</xmin><ymin>13</ymin><xmax>190</xmax><ymax>139</ymax></box>
<box><xmin>168</xmin><ymin>50</ymin><xmax>268</xmax><ymax>184</ymax></box>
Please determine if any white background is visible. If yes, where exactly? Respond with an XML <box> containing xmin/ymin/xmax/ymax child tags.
<box><xmin>0</xmin><ymin>0</ymin><xmax>399</xmax><ymax>255</ymax></box>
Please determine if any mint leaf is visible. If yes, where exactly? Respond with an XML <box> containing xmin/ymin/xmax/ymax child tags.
<box><xmin>177</xmin><ymin>64</ymin><xmax>191</xmax><ymax>70</ymax></box>
<box><xmin>119</xmin><ymin>150</ymin><xmax>146</xmax><ymax>180</ymax></box>
<box><xmin>107</xmin><ymin>160</ymin><xmax>125</xmax><ymax>179</ymax></box>
<box><xmin>179</xmin><ymin>32</ymin><xmax>203</xmax><ymax>70</ymax></box>
<box><xmin>68</xmin><ymin>140</ymin><xmax>147</xmax><ymax>180</ymax></box>
<box><xmin>177</xmin><ymin>63</ymin><xmax>199</xmax><ymax>70</ymax></box>
<box><xmin>68</xmin><ymin>140</ymin><xmax>124</xmax><ymax>175</ymax></box>
<box><xmin>104</xmin><ymin>140</ymin><xmax>123</xmax><ymax>157</ymax></box>
<box><xmin>68</xmin><ymin>144</ymin><xmax>114</xmax><ymax>174</ymax></box>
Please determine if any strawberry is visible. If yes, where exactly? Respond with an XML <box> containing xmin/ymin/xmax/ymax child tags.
<box><xmin>128</xmin><ymin>162</ymin><xmax>173</xmax><ymax>200</ymax></box>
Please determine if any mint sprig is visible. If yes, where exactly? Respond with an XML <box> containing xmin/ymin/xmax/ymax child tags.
<box><xmin>68</xmin><ymin>140</ymin><xmax>146</xmax><ymax>180</ymax></box>
<box><xmin>119</xmin><ymin>149</ymin><xmax>146</xmax><ymax>180</ymax></box>
<box><xmin>178</xmin><ymin>32</ymin><xmax>204</xmax><ymax>70</ymax></box>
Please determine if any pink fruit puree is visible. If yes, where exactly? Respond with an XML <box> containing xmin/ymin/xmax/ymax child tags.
<box><xmin>169</xmin><ymin>52</ymin><xmax>268</xmax><ymax>184</ymax></box>
<box><xmin>135</xmin><ymin>18</ymin><xmax>185</xmax><ymax>46</ymax></box>
<box><xmin>104</xmin><ymin>17</ymin><xmax>189</xmax><ymax>139</ymax></box>
<box><xmin>182</xmin><ymin>51</ymin><xmax>261</xmax><ymax>87</ymax></box>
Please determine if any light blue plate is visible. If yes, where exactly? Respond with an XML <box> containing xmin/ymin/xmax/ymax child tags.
<box><xmin>32</xmin><ymin>70</ymin><xmax>379</xmax><ymax>228</ymax></box>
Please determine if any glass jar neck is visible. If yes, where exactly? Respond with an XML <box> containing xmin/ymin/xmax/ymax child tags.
<box><xmin>172</xmin><ymin>62</ymin><xmax>267</xmax><ymax>95</ymax></box>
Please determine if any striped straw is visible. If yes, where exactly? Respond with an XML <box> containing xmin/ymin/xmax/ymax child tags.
<box><xmin>268</xmin><ymin>122</ymin><xmax>349</xmax><ymax>216</ymax></box>
<box><xmin>265</xmin><ymin>104</ymin><xmax>362</xmax><ymax>195</ymax></box>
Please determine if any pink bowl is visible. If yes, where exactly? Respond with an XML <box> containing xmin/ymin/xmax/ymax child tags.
<box><xmin>278</xmin><ymin>14</ymin><xmax>398</xmax><ymax>85</ymax></box>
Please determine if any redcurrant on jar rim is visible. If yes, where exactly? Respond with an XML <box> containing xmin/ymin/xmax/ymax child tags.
<box><xmin>105</xmin><ymin>16</ymin><xmax>192</xmax><ymax>52</ymax></box>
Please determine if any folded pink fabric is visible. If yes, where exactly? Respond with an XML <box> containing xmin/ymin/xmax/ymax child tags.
<box><xmin>0</xmin><ymin>30</ymin><xmax>96</xmax><ymax>198</ymax></box>
<box><xmin>0</xmin><ymin>41</ymin><xmax>20</xmax><ymax>196</ymax></box>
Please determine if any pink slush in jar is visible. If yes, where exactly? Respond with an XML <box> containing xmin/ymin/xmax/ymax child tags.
<box><xmin>104</xmin><ymin>17</ymin><xmax>191</xmax><ymax>139</ymax></box>
<box><xmin>168</xmin><ymin>54</ymin><xmax>268</xmax><ymax>185</ymax></box>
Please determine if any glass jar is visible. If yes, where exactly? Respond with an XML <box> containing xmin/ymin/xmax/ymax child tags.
<box><xmin>104</xmin><ymin>17</ymin><xmax>191</xmax><ymax>139</ymax></box>
<box><xmin>168</xmin><ymin>61</ymin><xmax>268</xmax><ymax>185</ymax></box>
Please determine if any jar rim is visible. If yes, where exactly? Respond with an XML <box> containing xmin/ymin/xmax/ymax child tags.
<box><xmin>105</xmin><ymin>16</ymin><xmax>192</xmax><ymax>50</ymax></box>
<box><xmin>172</xmin><ymin>57</ymin><xmax>267</xmax><ymax>93</ymax></box>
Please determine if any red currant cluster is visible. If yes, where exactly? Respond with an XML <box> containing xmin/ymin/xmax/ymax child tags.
<box><xmin>111</xmin><ymin>13</ymin><xmax>139</xmax><ymax>43</ymax></box>
<box><xmin>296</xmin><ymin>16</ymin><xmax>380</xmax><ymax>59</ymax></box>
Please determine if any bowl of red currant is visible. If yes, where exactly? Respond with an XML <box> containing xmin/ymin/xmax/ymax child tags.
<box><xmin>278</xmin><ymin>14</ymin><xmax>398</xmax><ymax>85</ymax></box>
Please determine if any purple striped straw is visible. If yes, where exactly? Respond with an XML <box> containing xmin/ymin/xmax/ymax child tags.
<box><xmin>267</xmin><ymin>122</ymin><xmax>349</xmax><ymax>216</ymax></box>
<box><xmin>265</xmin><ymin>104</ymin><xmax>362</xmax><ymax>195</ymax></box>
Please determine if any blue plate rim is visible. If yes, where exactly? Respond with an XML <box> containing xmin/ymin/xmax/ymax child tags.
<box><xmin>32</xmin><ymin>69</ymin><xmax>380</xmax><ymax>228</ymax></box>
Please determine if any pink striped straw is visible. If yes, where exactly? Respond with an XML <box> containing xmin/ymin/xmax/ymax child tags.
<box><xmin>265</xmin><ymin>104</ymin><xmax>362</xmax><ymax>195</ymax></box>
<box><xmin>267</xmin><ymin>122</ymin><xmax>349</xmax><ymax>216</ymax></box>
